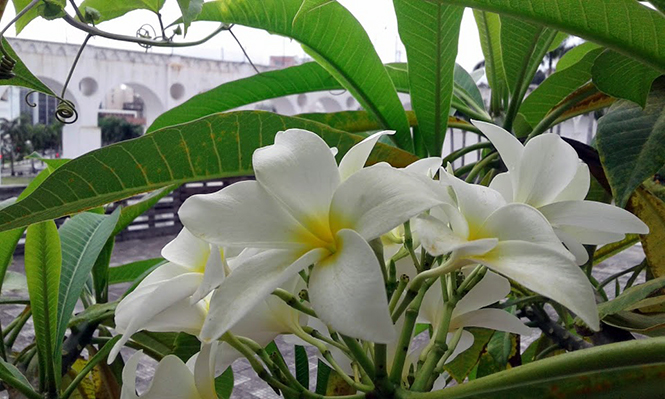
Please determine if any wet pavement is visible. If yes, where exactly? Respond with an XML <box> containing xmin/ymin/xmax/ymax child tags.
<box><xmin>1</xmin><ymin>234</ymin><xmax>647</xmax><ymax>398</ymax></box>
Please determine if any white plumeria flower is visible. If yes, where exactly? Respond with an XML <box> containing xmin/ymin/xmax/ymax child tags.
<box><xmin>111</xmin><ymin>244</ymin><xmax>306</xmax><ymax>369</ymax></box>
<box><xmin>474</xmin><ymin>121</ymin><xmax>649</xmax><ymax>264</ymax></box>
<box><xmin>109</xmin><ymin>228</ymin><xmax>227</xmax><ymax>362</ymax></box>
<box><xmin>121</xmin><ymin>343</ymin><xmax>218</xmax><ymax>399</ymax></box>
<box><xmin>418</xmin><ymin>271</ymin><xmax>531</xmax><ymax>363</ymax></box>
<box><xmin>180</xmin><ymin>129</ymin><xmax>445</xmax><ymax>343</ymax></box>
<box><xmin>415</xmin><ymin>170</ymin><xmax>600</xmax><ymax>330</ymax></box>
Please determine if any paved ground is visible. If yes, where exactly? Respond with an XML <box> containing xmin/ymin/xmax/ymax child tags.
<box><xmin>1</xmin><ymin>233</ymin><xmax>646</xmax><ymax>398</ymax></box>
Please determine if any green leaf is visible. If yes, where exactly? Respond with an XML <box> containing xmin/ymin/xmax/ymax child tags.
<box><xmin>192</xmin><ymin>0</ymin><xmax>411</xmax><ymax>151</ymax></box>
<box><xmin>215</xmin><ymin>367</ymin><xmax>234</xmax><ymax>399</ymax></box>
<box><xmin>628</xmin><ymin>187</ymin><xmax>665</xmax><ymax>278</ymax></box>
<box><xmin>0</xmin><ymin>38</ymin><xmax>55</xmax><ymax>96</ymax></box>
<box><xmin>473</xmin><ymin>10</ymin><xmax>505</xmax><ymax>112</ymax></box>
<box><xmin>172</xmin><ymin>333</ymin><xmax>203</xmax><ymax>362</ymax></box>
<box><xmin>650</xmin><ymin>0</ymin><xmax>665</xmax><ymax>15</ymax></box>
<box><xmin>108</xmin><ymin>258</ymin><xmax>165</xmax><ymax>285</ymax></box>
<box><xmin>176</xmin><ymin>0</ymin><xmax>203</xmax><ymax>34</ymax></box>
<box><xmin>315</xmin><ymin>360</ymin><xmax>331</xmax><ymax>396</ymax></box>
<box><xmin>2</xmin><ymin>270</ymin><xmax>27</xmax><ymax>293</ymax></box>
<box><xmin>439</xmin><ymin>0</ymin><xmax>665</xmax><ymax>75</ymax></box>
<box><xmin>12</xmin><ymin>0</ymin><xmax>65</xmax><ymax>33</ymax></box>
<box><xmin>148</xmin><ymin>63</ymin><xmax>345</xmax><ymax>133</ymax></box>
<box><xmin>77</xmin><ymin>0</ymin><xmax>166</xmax><ymax>23</ymax></box>
<box><xmin>431</xmin><ymin>337</ymin><xmax>665</xmax><ymax>399</ymax></box>
<box><xmin>24</xmin><ymin>220</ymin><xmax>61</xmax><ymax>392</ymax></box>
<box><xmin>501</xmin><ymin>18</ymin><xmax>547</xmax><ymax>94</ymax></box>
<box><xmin>454</xmin><ymin>64</ymin><xmax>485</xmax><ymax>111</ymax></box>
<box><xmin>130</xmin><ymin>331</ymin><xmax>179</xmax><ymax>360</ymax></box>
<box><xmin>0</xmin><ymin>357</ymin><xmax>40</xmax><ymax>399</ymax></box>
<box><xmin>597</xmin><ymin>276</ymin><xmax>665</xmax><ymax>319</ymax></box>
<box><xmin>0</xmin><ymin>161</ymin><xmax>67</xmax><ymax>294</ymax></box>
<box><xmin>113</xmin><ymin>186</ymin><xmax>176</xmax><ymax>235</ymax></box>
<box><xmin>0</xmin><ymin>111</ymin><xmax>418</xmax><ymax>233</ymax></box>
<box><xmin>55</xmin><ymin>208</ymin><xmax>121</xmax><ymax>371</ymax></box>
<box><xmin>394</xmin><ymin>1</ymin><xmax>463</xmax><ymax>156</ymax></box>
<box><xmin>603</xmin><ymin>311</ymin><xmax>665</xmax><ymax>337</ymax></box>
<box><xmin>67</xmin><ymin>301</ymin><xmax>116</xmax><ymax>327</ymax></box>
<box><xmin>294</xmin><ymin>345</ymin><xmax>309</xmax><ymax>389</ymax></box>
<box><xmin>92</xmin><ymin>238</ymin><xmax>114</xmax><ymax>303</ymax></box>
<box><xmin>519</xmin><ymin>42</ymin><xmax>604</xmax><ymax>127</ymax></box>
<box><xmin>592</xmin><ymin>50</ymin><xmax>662</xmax><ymax>107</ymax></box>
<box><xmin>443</xmin><ymin>328</ymin><xmax>494</xmax><ymax>383</ymax></box>
<box><xmin>593</xmin><ymin>234</ymin><xmax>640</xmax><ymax>266</ymax></box>
<box><xmin>597</xmin><ymin>80</ymin><xmax>665</xmax><ymax>207</ymax></box>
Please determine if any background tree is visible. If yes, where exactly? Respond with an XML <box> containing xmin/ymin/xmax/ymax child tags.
<box><xmin>99</xmin><ymin>116</ymin><xmax>143</xmax><ymax>146</ymax></box>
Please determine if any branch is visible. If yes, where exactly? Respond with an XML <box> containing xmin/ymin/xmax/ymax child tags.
<box><xmin>62</xmin><ymin>14</ymin><xmax>229</xmax><ymax>48</ymax></box>
<box><xmin>520</xmin><ymin>306</ymin><xmax>592</xmax><ymax>351</ymax></box>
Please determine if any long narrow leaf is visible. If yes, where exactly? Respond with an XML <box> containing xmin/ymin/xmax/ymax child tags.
<box><xmin>55</xmin><ymin>208</ymin><xmax>121</xmax><ymax>374</ymax></box>
<box><xmin>394</xmin><ymin>1</ymin><xmax>464</xmax><ymax>156</ymax></box>
<box><xmin>439</xmin><ymin>0</ymin><xmax>665</xmax><ymax>74</ymax></box>
<box><xmin>411</xmin><ymin>337</ymin><xmax>665</xmax><ymax>399</ymax></box>
<box><xmin>0</xmin><ymin>111</ymin><xmax>418</xmax><ymax>233</ymax></box>
<box><xmin>24</xmin><ymin>220</ymin><xmax>61</xmax><ymax>393</ymax></box>
<box><xmin>191</xmin><ymin>0</ymin><xmax>412</xmax><ymax>151</ymax></box>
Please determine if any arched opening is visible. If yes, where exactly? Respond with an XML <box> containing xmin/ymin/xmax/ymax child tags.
<box><xmin>98</xmin><ymin>82</ymin><xmax>164</xmax><ymax>145</ymax></box>
<box><xmin>312</xmin><ymin>96</ymin><xmax>342</xmax><ymax>113</ymax></box>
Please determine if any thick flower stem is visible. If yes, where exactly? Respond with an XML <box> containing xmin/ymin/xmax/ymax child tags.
<box><xmin>441</xmin><ymin>141</ymin><xmax>493</xmax><ymax>168</ymax></box>
<box><xmin>341</xmin><ymin>335</ymin><xmax>377</xmax><ymax>380</ymax></box>
<box><xmin>296</xmin><ymin>328</ymin><xmax>374</xmax><ymax>392</ymax></box>
<box><xmin>272</xmin><ymin>288</ymin><xmax>318</xmax><ymax>317</ymax></box>
<box><xmin>411</xmin><ymin>277</ymin><xmax>458</xmax><ymax>391</ymax></box>
<box><xmin>464</xmin><ymin>153</ymin><xmax>499</xmax><ymax>183</ymax></box>
<box><xmin>389</xmin><ymin>275</ymin><xmax>409</xmax><ymax>313</ymax></box>
<box><xmin>303</xmin><ymin>327</ymin><xmax>352</xmax><ymax>355</ymax></box>
<box><xmin>374</xmin><ymin>344</ymin><xmax>395</xmax><ymax>396</ymax></box>
<box><xmin>403</xmin><ymin>221</ymin><xmax>421</xmax><ymax>272</ymax></box>
<box><xmin>389</xmin><ymin>284</ymin><xmax>429</xmax><ymax>384</ymax></box>
<box><xmin>223</xmin><ymin>333</ymin><xmax>297</xmax><ymax>396</ymax></box>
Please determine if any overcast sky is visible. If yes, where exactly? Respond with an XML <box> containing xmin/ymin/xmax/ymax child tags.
<box><xmin>0</xmin><ymin>1</ymin><xmax>485</xmax><ymax>71</ymax></box>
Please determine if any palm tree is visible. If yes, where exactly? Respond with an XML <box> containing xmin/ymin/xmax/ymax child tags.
<box><xmin>0</xmin><ymin>115</ymin><xmax>29</xmax><ymax>177</ymax></box>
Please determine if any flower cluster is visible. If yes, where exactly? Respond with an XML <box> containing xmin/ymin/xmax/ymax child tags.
<box><xmin>112</xmin><ymin>125</ymin><xmax>647</xmax><ymax>397</ymax></box>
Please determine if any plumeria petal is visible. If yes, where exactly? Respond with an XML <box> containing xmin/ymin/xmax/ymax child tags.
<box><xmin>551</xmin><ymin>163</ymin><xmax>590</xmax><ymax>202</ymax></box>
<box><xmin>338</xmin><ymin>130</ymin><xmax>395</xmax><ymax>180</ymax></box>
<box><xmin>193</xmin><ymin>343</ymin><xmax>218</xmax><ymax>399</ymax></box>
<box><xmin>121</xmin><ymin>351</ymin><xmax>141</xmax><ymax>399</ymax></box>
<box><xmin>191</xmin><ymin>246</ymin><xmax>226</xmax><ymax>304</ymax></box>
<box><xmin>309</xmin><ymin>229</ymin><xmax>396</xmax><ymax>343</ymax></box>
<box><xmin>330</xmin><ymin>165</ymin><xmax>445</xmax><ymax>241</ymax></box>
<box><xmin>141</xmin><ymin>356</ymin><xmax>200</xmax><ymax>399</ymax></box>
<box><xmin>440</xmin><ymin>171</ymin><xmax>506</xmax><ymax>232</ymax></box>
<box><xmin>415</xmin><ymin>214</ymin><xmax>497</xmax><ymax>257</ymax></box>
<box><xmin>253</xmin><ymin>129</ymin><xmax>340</xmax><ymax>234</ymax></box>
<box><xmin>488</xmin><ymin>172</ymin><xmax>514</xmax><ymax>202</ymax></box>
<box><xmin>451</xmin><ymin>309</ymin><xmax>531</xmax><ymax>336</ymax></box>
<box><xmin>453</xmin><ymin>271</ymin><xmax>511</xmax><ymax>318</ymax></box>
<box><xmin>179</xmin><ymin>180</ymin><xmax>320</xmax><ymax>249</ymax></box>
<box><xmin>514</xmin><ymin>134</ymin><xmax>580</xmax><ymax>207</ymax></box>
<box><xmin>445</xmin><ymin>329</ymin><xmax>475</xmax><ymax>364</ymax></box>
<box><xmin>404</xmin><ymin>157</ymin><xmax>443</xmax><ymax>176</ymax></box>
<box><xmin>556</xmin><ymin>225</ymin><xmax>625</xmax><ymax>246</ymax></box>
<box><xmin>200</xmin><ymin>248</ymin><xmax>327</xmax><ymax>342</ymax></box>
<box><xmin>137</xmin><ymin>298</ymin><xmax>207</xmax><ymax>335</ymax></box>
<box><xmin>110</xmin><ymin>273</ymin><xmax>203</xmax><ymax>362</ymax></box>
<box><xmin>161</xmin><ymin>228</ymin><xmax>210</xmax><ymax>271</ymax></box>
<box><xmin>473</xmin><ymin>241</ymin><xmax>599</xmax><ymax>330</ymax></box>
<box><xmin>472</xmin><ymin>121</ymin><xmax>524</xmax><ymax>171</ymax></box>
<box><xmin>481</xmin><ymin>203</ymin><xmax>570</xmax><ymax>254</ymax></box>
<box><xmin>555</xmin><ymin>228</ymin><xmax>590</xmax><ymax>265</ymax></box>
<box><xmin>538</xmin><ymin>200</ymin><xmax>649</xmax><ymax>239</ymax></box>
